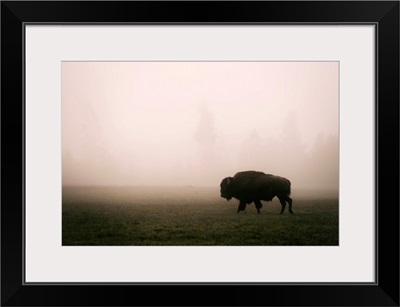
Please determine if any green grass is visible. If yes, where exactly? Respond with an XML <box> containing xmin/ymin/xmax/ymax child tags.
<box><xmin>62</xmin><ymin>186</ymin><xmax>338</xmax><ymax>246</ymax></box>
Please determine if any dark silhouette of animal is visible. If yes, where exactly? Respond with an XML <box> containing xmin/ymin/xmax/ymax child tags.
<box><xmin>220</xmin><ymin>171</ymin><xmax>293</xmax><ymax>214</ymax></box>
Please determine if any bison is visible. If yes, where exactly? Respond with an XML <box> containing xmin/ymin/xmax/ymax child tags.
<box><xmin>220</xmin><ymin>171</ymin><xmax>293</xmax><ymax>214</ymax></box>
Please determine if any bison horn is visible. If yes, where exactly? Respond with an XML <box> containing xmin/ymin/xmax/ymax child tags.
<box><xmin>226</xmin><ymin>178</ymin><xmax>231</xmax><ymax>185</ymax></box>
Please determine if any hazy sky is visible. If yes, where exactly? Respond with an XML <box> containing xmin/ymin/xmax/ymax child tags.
<box><xmin>62</xmin><ymin>62</ymin><xmax>339</xmax><ymax>188</ymax></box>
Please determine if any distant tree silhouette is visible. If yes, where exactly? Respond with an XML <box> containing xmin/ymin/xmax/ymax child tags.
<box><xmin>276</xmin><ymin>111</ymin><xmax>306</xmax><ymax>183</ymax></box>
<box><xmin>193</xmin><ymin>107</ymin><xmax>220</xmax><ymax>184</ymax></box>
<box><xmin>194</xmin><ymin>107</ymin><xmax>216</xmax><ymax>147</ymax></box>
<box><xmin>238</xmin><ymin>129</ymin><xmax>266</xmax><ymax>170</ymax></box>
<box><xmin>233</xmin><ymin>110</ymin><xmax>339</xmax><ymax>192</ymax></box>
<box><xmin>304</xmin><ymin>133</ymin><xmax>339</xmax><ymax>190</ymax></box>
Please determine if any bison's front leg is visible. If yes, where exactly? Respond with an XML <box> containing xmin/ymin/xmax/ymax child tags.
<box><xmin>237</xmin><ymin>200</ymin><xmax>246</xmax><ymax>213</ymax></box>
<box><xmin>254</xmin><ymin>200</ymin><xmax>262</xmax><ymax>214</ymax></box>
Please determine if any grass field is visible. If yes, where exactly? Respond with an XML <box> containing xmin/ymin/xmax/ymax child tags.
<box><xmin>62</xmin><ymin>186</ymin><xmax>338</xmax><ymax>246</ymax></box>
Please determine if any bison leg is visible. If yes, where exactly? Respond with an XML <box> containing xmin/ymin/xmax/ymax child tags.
<box><xmin>237</xmin><ymin>201</ymin><xmax>246</xmax><ymax>213</ymax></box>
<box><xmin>278</xmin><ymin>197</ymin><xmax>286</xmax><ymax>214</ymax></box>
<box><xmin>254</xmin><ymin>200</ymin><xmax>262</xmax><ymax>214</ymax></box>
<box><xmin>286</xmin><ymin>196</ymin><xmax>293</xmax><ymax>214</ymax></box>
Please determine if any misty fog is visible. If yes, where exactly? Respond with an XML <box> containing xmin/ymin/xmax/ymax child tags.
<box><xmin>62</xmin><ymin>62</ymin><xmax>339</xmax><ymax>191</ymax></box>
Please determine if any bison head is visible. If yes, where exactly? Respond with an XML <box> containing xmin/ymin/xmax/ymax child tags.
<box><xmin>220</xmin><ymin>177</ymin><xmax>234</xmax><ymax>201</ymax></box>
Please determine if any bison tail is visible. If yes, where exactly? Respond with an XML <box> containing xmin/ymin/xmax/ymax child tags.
<box><xmin>287</xmin><ymin>180</ymin><xmax>291</xmax><ymax>196</ymax></box>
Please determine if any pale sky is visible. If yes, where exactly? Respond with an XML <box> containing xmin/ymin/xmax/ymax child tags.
<box><xmin>62</xmin><ymin>62</ymin><xmax>339</xmax><ymax>189</ymax></box>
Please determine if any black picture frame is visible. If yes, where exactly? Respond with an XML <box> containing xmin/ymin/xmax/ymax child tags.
<box><xmin>1</xmin><ymin>1</ymin><xmax>399</xmax><ymax>306</ymax></box>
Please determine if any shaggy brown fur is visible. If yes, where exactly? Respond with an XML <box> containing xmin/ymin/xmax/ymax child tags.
<box><xmin>220</xmin><ymin>171</ymin><xmax>293</xmax><ymax>214</ymax></box>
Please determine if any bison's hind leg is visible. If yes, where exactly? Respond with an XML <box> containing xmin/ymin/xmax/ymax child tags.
<box><xmin>286</xmin><ymin>196</ymin><xmax>293</xmax><ymax>214</ymax></box>
<box><xmin>254</xmin><ymin>200</ymin><xmax>262</xmax><ymax>214</ymax></box>
<box><xmin>278</xmin><ymin>196</ymin><xmax>293</xmax><ymax>214</ymax></box>
<box><xmin>277</xmin><ymin>197</ymin><xmax>286</xmax><ymax>214</ymax></box>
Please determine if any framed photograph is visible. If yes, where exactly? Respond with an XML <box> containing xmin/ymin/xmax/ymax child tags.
<box><xmin>2</xmin><ymin>1</ymin><xmax>399</xmax><ymax>306</ymax></box>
